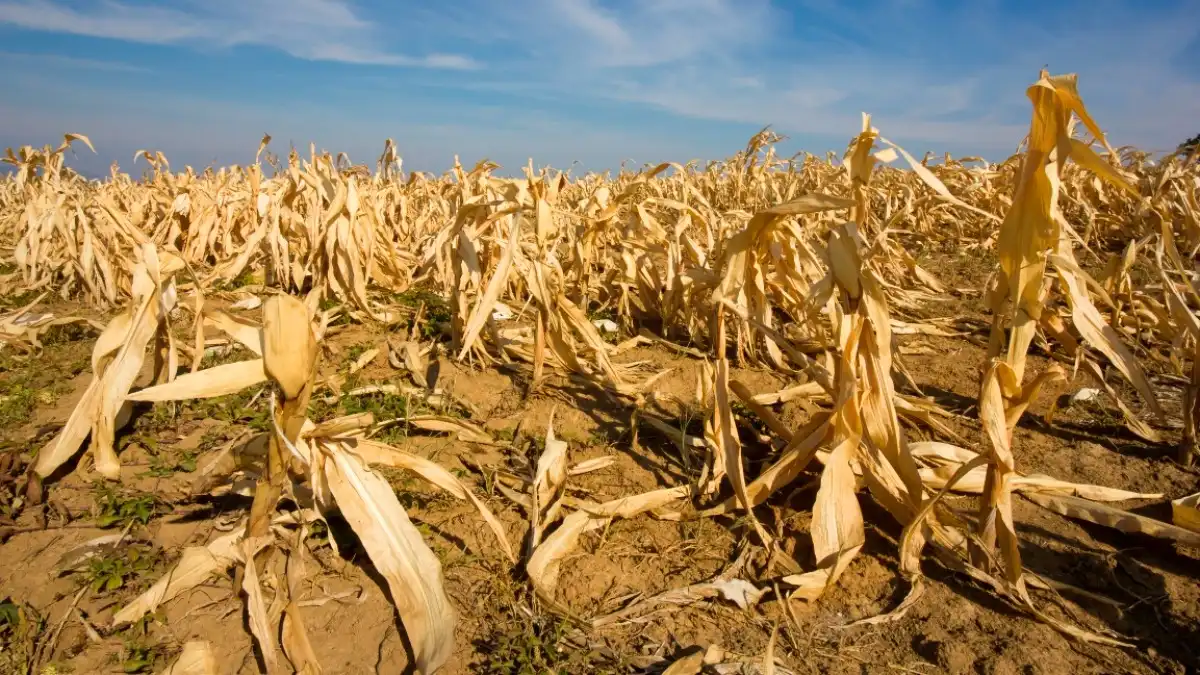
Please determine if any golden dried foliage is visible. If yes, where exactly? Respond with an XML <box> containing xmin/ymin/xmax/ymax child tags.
<box><xmin>5</xmin><ymin>70</ymin><xmax>1200</xmax><ymax>672</ymax></box>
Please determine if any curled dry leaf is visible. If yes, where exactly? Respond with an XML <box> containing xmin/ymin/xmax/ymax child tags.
<box><xmin>661</xmin><ymin>649</ymin><xmax>706</xmax><ymax>675</ymax></box>
<box><xmin>749</xmin><ymin>382</ymin><xmax>826</xmax><ymax>406</ymax></box>
<box><xmin>592</xmin><ymin>578</ymin><xmax>763</xmax><ymax>629</ymax></box>
<box><xmin>530</xmin><ymin>411</ymin><xmax>569</xmax><ymax>551</ymax></box>
<box><xmin>240</xmin><ymin>535</ymin><xmax>280</xmax><ymax>673</ymax></box>
<box><xmin>203</xmin><ymin>308</ymin><xmax>264</xmax><ymax>355</ymax></box>
<box><xmin>114</xmin><ymin>529</ymin><xmax>244</xmax><ymax>626</ymax></box>
<box><xmin>348</xmin><ymin>347</ymin><xmax>379</xmax><ymax>374</ymax></box>
<box><xmin>53</xmin><ymin>533</ymin><xmax>129</xmax><ymax>575</ymax></box>
<box><xmin>157</xmin><ymin>641</ymin><xmax>217</xmax><ymax>675</ymax></box>
<box><xmin>406</xmin><ymin>415</ymin><xmax>495</xmax><ymax>445</ymax></box>
<box><xmin>317</xmin><ymin>441</ymin><xmax>456</xmax><ymax>674</ymax></box>
<box><xmin>1173</xmin><ymin>492</ymin><xmax>1200</xmax><ymax>533</ymax></box>
<box><xmin>1051</xmin><ymin>252</ymin><xmax>1162</xmax><ymax>417</ymax></box>
<box><xmin>527</xmin><ymin>485</ymin><xmax>691</xmax><ymax>605</ymax></box>
<box><xmin>835</xmin><ymin>578</ymin><xmax>925</xmax><ymax>628</ymax></box>
<box><xmin>127</xmin><ymin>359</ymin><xmax>267</xmax><ymax>401</ymax></box>
<box><xmin>347</xmin><ymin>438</ymin><xmax>516</xmax><ymax>563</ymax></box>
<box><xmin>567</xmin><ymin>456</ymin><xmax>615</xmax><ymax>476</ymax></box>
<box><xmin>913</xmin><ymin>441</ymin><xmax>1163</xmax><ymax>501</ymax></box>
<box><xmin>262</xmin><ymin>295</ymin><xmax>317</xmax><ymax>400</ymax></box>
<box><xmin>457</xmin><ymin>213</ymin><xmax>520</xmax><ymax>360</ymax></box>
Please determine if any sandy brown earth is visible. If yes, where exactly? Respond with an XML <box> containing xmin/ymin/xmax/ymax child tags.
<box><xmin>1</xmin><ymin>252</ymin><xmax>1198</xmax><ymax>675</ymax></box>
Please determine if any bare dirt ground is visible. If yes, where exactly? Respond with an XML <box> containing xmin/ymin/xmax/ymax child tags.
<box><xmin>1</xmin><ymin>250</ymin><xmax>1198</xmax><ymax>675</ymax></box>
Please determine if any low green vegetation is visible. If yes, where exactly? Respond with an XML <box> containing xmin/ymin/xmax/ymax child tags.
<box><xmin>393</xmin><ymin>287</ymin><xmax>452</xmax><ymax>340</ymax></box>
<box><xmin>81</xmin><ymin>545</ymin><xmax>161</xmax><ymax>595</ymax></box>
<box><xmin>93</xmin><ymin>486</ymin><xmax>158</xmax><ymax>529</ymax></box>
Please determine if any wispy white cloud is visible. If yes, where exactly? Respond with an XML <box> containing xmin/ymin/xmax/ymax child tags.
<box><xmin>0</xmin><ymin>0</ymin><xmax>479</xmax><ymax>69</ymax></box>
<box><xmin>467</xmin><ymin>0</ymin><xmax>1200</xmax><ymax>153</ymax></box>
<box><xmin>536</xmin><ymin>0</ymin><xmax>774</xmax><ymax>68</ymax></box>
<box><xmin>0</xmin><ymin>0</ymin><xmax>201</xmax><ymax>41</ymax></box>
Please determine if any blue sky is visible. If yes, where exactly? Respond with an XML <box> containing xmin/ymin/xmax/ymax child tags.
<box><xmin>1</xmin><ymin>0</ymin><xmax>1198</xmax><ymax>176</ymax></box>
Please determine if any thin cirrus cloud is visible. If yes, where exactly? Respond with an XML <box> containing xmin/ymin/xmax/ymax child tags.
<box><xmin>523</xmin><ymin>0</ymin><xmax>1200</xmax><ymax>152</ymax></box>
<box><xmin>542</xmin><ymin>0</ymin><xmax>774</xmax><ymax>68</ymax></box>
<box><xmin>0</xmin><ymin>0</ymin><xmax>1197</xmax><ymax>175</ymax></box>
<box><xmin>0</xmin><ymin>0</ymin><xmax>480</xmax><ymax>68</ymax></box>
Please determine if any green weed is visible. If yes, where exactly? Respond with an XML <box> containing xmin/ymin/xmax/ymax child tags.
<box><xmin>138</xmin><ymin>451</ymin><xmax>197</xmax><ymax>478</ymax></box>
<box><xmin>475</xmin><ymin>613</ymin><xmax>631</xmax><ymax>675</ymax></box>
<box><xmin>308</xmin><ymin>397</ymin><xmax>339</xmax><ymax>423</ymax></box>
<box><xmin>0</xmin><ymin>596</ymin><xmax>43</xmax><ymax>675</ymax></box>
<box><xmin>82</xmin><ymin>545</ymin><xmax>161</xmax><ymax>595</ymax></box>
<box><xmin>183</xmin><ymin>386</ymin><xmax>269</xmax><ymax>431</ymax></box>
<box><xmin>211</xmin><ymin>267</ymin><xmax>256</xmax><ymax>292</ymax></box>
<box><xmin>305</xmin><ymin>519</ymin><xmax>329</xmax><ymax>548</ymax></box>
<box><xmin>342</xmin><ymin>390</ymin><xmax>411</xmax><ymax>443</ymax></box>
<box><xmin>0</xmin><ymin>384</ymin><xmax>39</xmax><ymax>427</ymax></box>
<box><xmin>393</xmin><ymin>287</ymin><xmax>452</xmax><ymax>340</ymax></box>
<box><xmin>730</xmin><ymin>400</ymin><xmax>769</xmax><ymax>436</ymax></box>
<box><xmin>117</xmin><ymin>638</ymin><xmax>170</xmax><ymax>674</ymax></box>
<box><xmin>108</xmin><ymin>608</ymin><xmax>169</xmax><ymax>672</ymax></box>
<box><xmin>93</xmin><ymin>486</ymin><xmax>158</xmax><ymax>529</ymax></box>
<box><xmin>341</xmin><ymin>390</ymin><xmax>409</xmax><ymax>420</ymax></box>
<box><xmin>198</xmin><ymin>345</ymin><xmax>254</xmax><ymax>369</ymax></box>
<box><xmin>345</xmin><ymin>341</ymin><xmax>373</xmax><ymax>363</ymax></box>
<box><xmin>0</xmin><ymin>360</ymin><xmax>69</xmax><ymax>428</ymax></box>
<box><xmin>317</xmin><ymin>296</ymin><xmax>353</xmax><ymax>326</ymax></box>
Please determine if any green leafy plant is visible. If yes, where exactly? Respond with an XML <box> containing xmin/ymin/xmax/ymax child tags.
<box><xmin>317</xmin><ymin>295</ymin><xmax>353</xmax><ymax>326</ymax></box>
<box><xmin>93</xmin><ymin>487</ymin><xmax>158</xmax><ymax>529</ymax></box>
<box><xmin>118</xmin><ymin>639</ymin><xmax>168</xmax><ymax>674</ymax></box>
<box><xmin>110</xmin><ymin>606</ymin><xmax>168</xmax><ymax>672</ymax></box>
<box><xmin>341</xmin><ymin>390</ymin><xmax>410</xmax><ymax>420</ymax></box>
<box><xmin>39</xmin><ymin>322</ymin><xmax>92</xmax><ymax>346</ymax></box>
<box><xmin>0</xmin><ymin>597</ymin><xmax>20</xmax><ymax>637</ymax></box>
<box><xmin>341</xmin><ymin>390</ymin><xmax>412</xmax><ymax>443</ymax></box>
<box><xmin>198</xmin><ymin>344</ymin><xmax>255</xmax><ymax>370</ymax></box>
<box><xmin>83</xmin><ymin>546</ymin><xmax>160</xmax><ymax>594</ymax></box>
<box><xmin>393</xmin><ymin>287</ymin><xmax>452</xmax><ymax>340</ymax></box>
<box><xmin>305</xmin><ymin>518</ymin><xmax>329</xmax><ymax>548</ymax></box>
<box><xmin>0</xmin><ymin>383</ymin><xmax>42</xmax><ymax>427</ymax></box>
<box><xmin>0</xmin><ymin>596</ymin><xmax>44</xmax><ymax>675</ymax></box>
<box><xmin>210</xmin><ymin>267</ymin><xmax>256</xmax><ymax>292</ymax></box>
<box><xmin>345</xmin><ymin>341</ymin><xmax>373</xmax><ymax>363</ymax></box>
<box><xmin>183</xmin><ymin>384</ymin><xmax>269</xmax><ymax>430</ymax></box>
<box><xmin>477</xmin><ymin>615</ymin><xmax>571</xmax><ymax>674</ymax></box>
<box><xmin>0</xmin><ymin>290</ymin><xmax>40</xmax><ymax>310</ymax></box>
<box><xmin>0</xmin><ymin>365</ymin><xmax>72</xmax><ymax>427</ymax></box>
<box><xmin>138</xmin><ymin>451</ymin><xmax>197</xmax><ymax>478</ymax></box>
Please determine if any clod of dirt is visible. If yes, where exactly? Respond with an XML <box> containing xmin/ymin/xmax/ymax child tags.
<box><xmin>976</xmin><ymin>656</ymin><xmax>1026</xmax><ymax>675</ymax></box>
<box><xmin>934</xmin><ymin>640</ymin><xmax>977</xmax><ymax>674</ymax></box>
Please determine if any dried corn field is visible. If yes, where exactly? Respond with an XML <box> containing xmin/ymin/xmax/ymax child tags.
<box><xmin>1</xmin><ymin>71</ymin><xmax>1199</xmax><ymax>675</ymax></box>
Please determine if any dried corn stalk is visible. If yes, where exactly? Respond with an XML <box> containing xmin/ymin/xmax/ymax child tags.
<box><xmin>780</xmin><ymin>223</ymin><xmax>927</xmax><ymax>601</ymax></box>
<box><xmin>35</xmin><ymin>244</ymin><xmax>182</xmax><ymax>479</ymax></box>
<box><xmin>958</xmin><ymin>71</ymin><xmax>1177</xmax><ymax>643</ymax></box>
<box><xmin>108</xmin><ymin>294</ymin><xmax>529</xmax><ymax>674</ymax></box>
